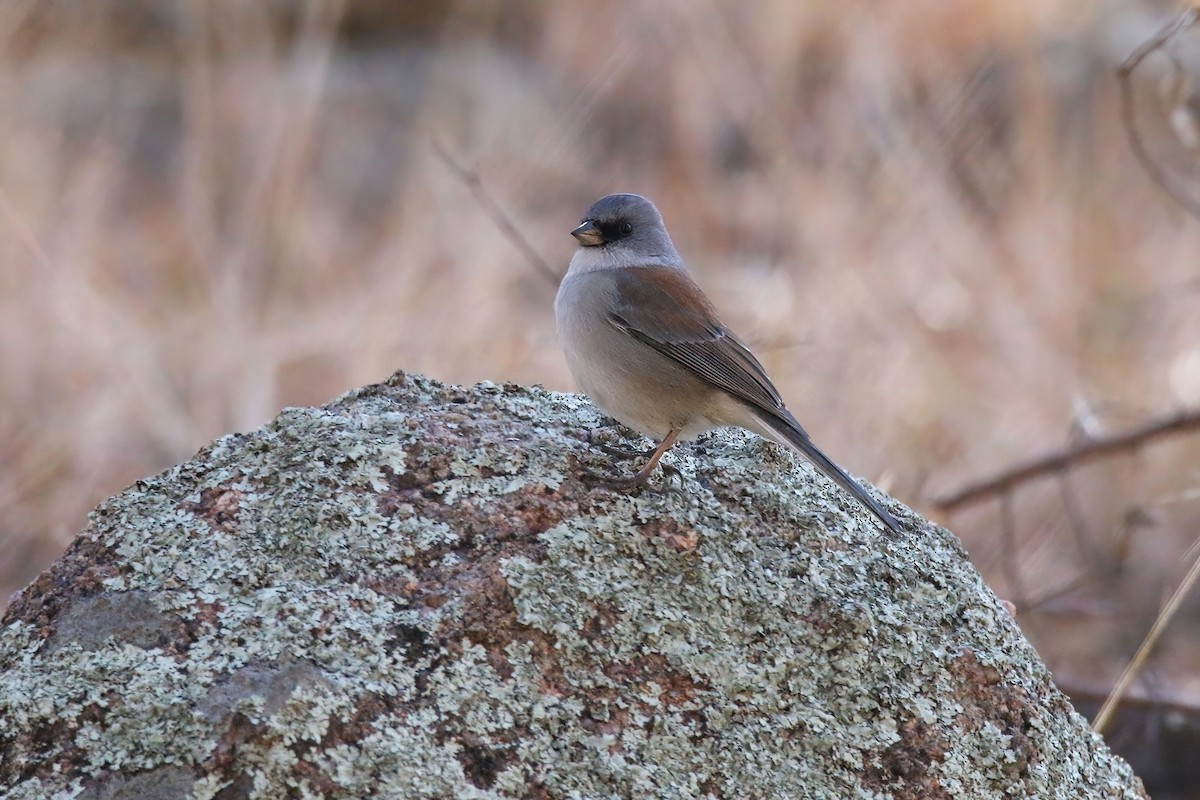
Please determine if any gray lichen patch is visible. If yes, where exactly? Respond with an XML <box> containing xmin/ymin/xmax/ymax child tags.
<box><xmin>43</xmin><ymin>590</ymin><xmax>179</xmax><ymax>654</ymax></box>
<box><xmin>0</xmin><ymin>371</ymin><xmax>1146</xmax><ymax>798</ymax></box>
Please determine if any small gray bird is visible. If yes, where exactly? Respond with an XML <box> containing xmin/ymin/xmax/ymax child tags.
<box><xmin>555</xmin><ymin>193</ymin><xmax>901</xmax><ymax>533</ymax></box>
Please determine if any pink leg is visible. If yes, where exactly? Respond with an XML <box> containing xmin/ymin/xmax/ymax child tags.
<box><xmin>583</xmin><ymin>428</ymin><xmax>681</xmax><ymax>489</ymax></box>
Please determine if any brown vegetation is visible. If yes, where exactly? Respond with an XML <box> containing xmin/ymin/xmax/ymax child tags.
<box><xmin>1</xmin><ymin>1</ymin><xmax>1199</xmax><ymax>787</ymax></box>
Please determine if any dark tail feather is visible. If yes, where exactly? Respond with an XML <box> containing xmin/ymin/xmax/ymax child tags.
<box><xmin>755</xmin><ymin>409</ymin><xmax>901</xmax><ymax>533</ymax></box>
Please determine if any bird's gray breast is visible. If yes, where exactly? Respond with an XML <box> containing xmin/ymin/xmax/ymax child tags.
<box><xmin>555</xmin><ymin>269</ymin><xmax>713</xmax><ymax>439</ymax></box>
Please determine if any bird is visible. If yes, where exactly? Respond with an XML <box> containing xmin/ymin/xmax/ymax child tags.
<box><xmin>554</xmin><ymin>193</ymin><xmax>901</xmax><ymax>533</ymax></box>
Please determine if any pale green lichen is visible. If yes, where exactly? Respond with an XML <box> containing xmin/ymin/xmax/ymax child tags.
<box><xmin>0</xmin><ymin>372</ymin><xmax>1145</xmax><ymax>799</ymax></box>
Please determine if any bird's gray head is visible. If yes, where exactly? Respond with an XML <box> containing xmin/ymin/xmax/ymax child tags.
<box><xmin>568</xmin><ymin>194</ymin><xmax>683</xmax><ymax>270</ymax></box>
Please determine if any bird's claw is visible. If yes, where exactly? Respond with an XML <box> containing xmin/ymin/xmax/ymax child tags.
<box><xmin>584</xmin><ymin>427</ymin><xmax>653</xmax><ymax>460</ymax></box>
<box><xmin>578</xmin><ymin>463</ymin><xmax>683</xmax><ymax>495</ymax></box>
<box><xmin>579</xmin><ymin>467</ymin><xmax>654</xmax><ymax>492</ymax></box>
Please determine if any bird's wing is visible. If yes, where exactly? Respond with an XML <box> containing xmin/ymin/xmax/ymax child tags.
<box><xmin>607</xmin><ymin>265</ymin><xmax>788</xmax><ymax>416</ymax></box>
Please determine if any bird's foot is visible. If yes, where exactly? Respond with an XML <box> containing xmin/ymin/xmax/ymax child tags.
<box><xmin>579</xmin><ymin>467</ymin><xmax>652</xmax><ymax>491</ymax></box>
<box><xmin>584</xmin><ymin>427</ymin><xmax>654</xmax><ymax>461</ymax></box>
<box><xmin>578</xmin><ymin>463</ymin><xmax>682</xmax><ymax>493</ymax></box>
<box><xmin>594</xmin><ymin>442</ymin><xmax>657</xmax><ymax>460</ymax></box>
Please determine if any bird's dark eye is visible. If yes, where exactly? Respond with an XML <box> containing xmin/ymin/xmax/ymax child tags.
<box><xmin>620</xmin><ymin>222</ymin><xmax>633</xmax><ymax>235</ymax></box>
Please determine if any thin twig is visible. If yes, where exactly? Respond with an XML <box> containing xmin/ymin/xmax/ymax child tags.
<box><xmin>0</xmin><ymin>188</ymin><xmax>53</xmax><ymax>270</ymax></box>
<box><xmin>933</xmin><ymin>409</ymin><xmax>1200</xmax><ymax>511</ymax></box>
<box><xmin>998</xmin><ymin>491</ymin><xmax>1028</xmax><ymax>612</ymax></box>
<box><xmin>1055</xmin><ymin>471</ymin><xmax>1100</xmax><ymax>576</ymax></box>
<box><xmin>1023</xmin><ymin>572</ymin><xmax>1093</xmax><ymax>614</ymax></box>
<box><xmin>1093</xmin><ymin>545</ymin><xmax>1200</xmax><ymax>734</ymax></box>
<box><xmin>431</xmin><ymin>141</ymin><xmax>561</xmax><ymax>288</ymax></box>
<box><xmin>1116</xmin><ymin>8</ymin><xmax>1200</xmax><ymax>220</ymax></box>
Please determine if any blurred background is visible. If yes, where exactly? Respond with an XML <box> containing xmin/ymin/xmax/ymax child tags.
<box><xmin>1</xmin><ymin>0</ymin><xmax>1199</xmax><ymax>792</ymax></box>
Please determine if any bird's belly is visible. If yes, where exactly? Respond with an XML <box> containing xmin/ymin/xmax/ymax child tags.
<box><xmin>556</xmin><ymin>271</ymin><xmax>727</xmax><ymax>441</ymax></box>
<box><xmin>563</xmin><ymin>326</ymin><xmax>718</xmax><ymax>440</ymax></box>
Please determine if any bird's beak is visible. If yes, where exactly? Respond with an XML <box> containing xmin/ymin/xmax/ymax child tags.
<box><xmin>571</xmin><ymin>220</ymin><xmax>604</xmax><ymax>247</ymax></box>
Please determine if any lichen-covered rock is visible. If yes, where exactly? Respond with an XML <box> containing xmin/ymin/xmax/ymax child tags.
<box><xmin>0</xmin><ymin>371</ymin><xmax>1145</xmax><ymax>799</ymax></box>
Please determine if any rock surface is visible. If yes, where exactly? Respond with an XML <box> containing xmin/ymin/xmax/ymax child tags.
<box><xmin>0</xmin><ymin>372</ymin><xmax>1145</xmax><ymax>799</ymax></box>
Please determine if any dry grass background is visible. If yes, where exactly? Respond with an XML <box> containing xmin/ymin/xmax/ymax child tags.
<box><xmin>2</xmin><ymin>0</ymin><xmax>1200</xmax><ymax>767</ymax></box>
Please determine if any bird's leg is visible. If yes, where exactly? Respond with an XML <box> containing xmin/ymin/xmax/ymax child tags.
<box><xmin>582</xmin><ymin>429</ymin><xmax>681</xmax><ymax>490</ymax></box>
<box><xmin>626</xmin><ymin>429</ymin><xmax>680</xmax><ymax>485</ymax></box>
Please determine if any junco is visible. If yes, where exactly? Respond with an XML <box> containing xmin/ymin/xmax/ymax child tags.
<box><xmin>555</xmin><ymin>193</ymin><xmax>901</xmax><ymax>533</ymax></box>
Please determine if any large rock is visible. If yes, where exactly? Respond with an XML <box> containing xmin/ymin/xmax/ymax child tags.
<box><xmin>0</xmin><ymin>372</ymin><xmax>1145</xmax><ymax>799</ymax></box>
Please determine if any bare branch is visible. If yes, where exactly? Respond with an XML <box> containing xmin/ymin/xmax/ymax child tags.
<box><xmin>431</xmin><ymin>141</ymin><xmax>562</xmax><ymax>288</ymax></box>
<box><xmin>1093</xmin><ymin>544</ymin><xmax>1200</xmax><ymax>734</ymax></box>
<box><xmin>1117</xmin><ymin>8</ymin><xmax>1200</xmax><ymax>220</ymax></box>
<box><xmin>1055</xmin><ymin>471</ymin><xmax>1101</xmax><ymax>575</ymax></box>
<box><xmin>1064</xmin><ymin>679</ymin><xmax>1200</xmax><ymax>773</ymax></box>
<box><xmin>998</xmin><ymin>491</ymin><xmax>1029</xmax><ymax>612</ymax></box>
<box><xmin>933</xmin><ymin>409</ymin><xmax>1200</xmax><ymax>511</ymax></box>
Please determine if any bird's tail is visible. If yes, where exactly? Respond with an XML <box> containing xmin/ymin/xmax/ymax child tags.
<box><xmin>752</xmin><ymin>408</ymin><xmax>901</xmax><ymax>533</ymax></box>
